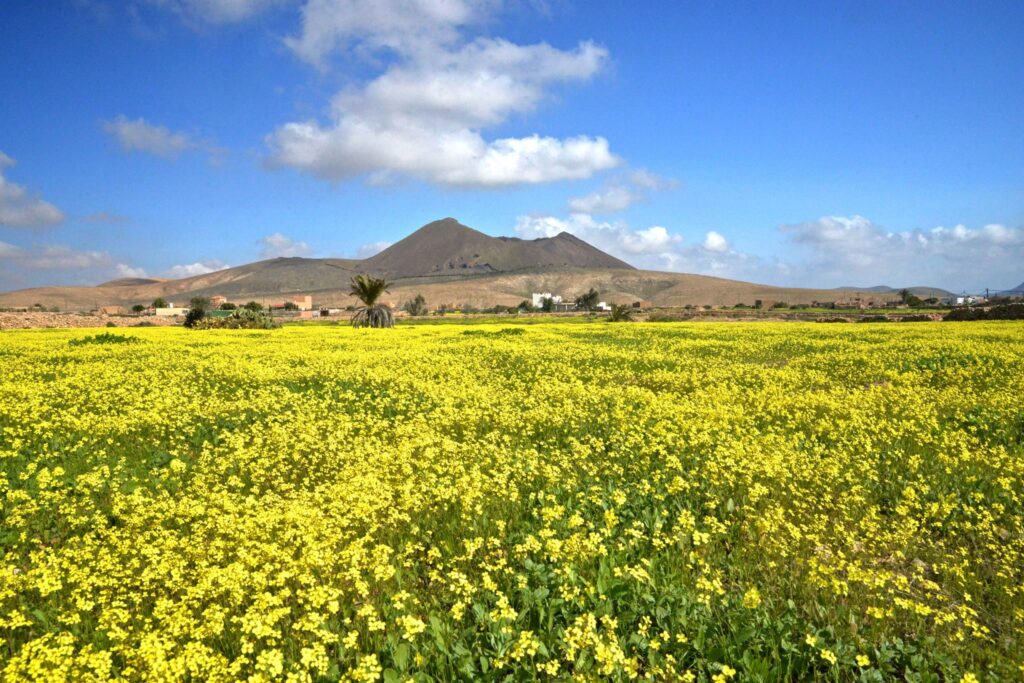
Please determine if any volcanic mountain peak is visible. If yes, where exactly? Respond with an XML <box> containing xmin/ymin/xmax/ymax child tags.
<box><xmin>362</xmin><ymin>218</ymin><xmax>634</xmax><ymax>278</ymax></box>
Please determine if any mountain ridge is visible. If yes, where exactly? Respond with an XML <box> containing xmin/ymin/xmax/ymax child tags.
<box><xmin>0</xmin><ymin>217</ymin><xmax>955</xmax><ymax>310</ymax></box>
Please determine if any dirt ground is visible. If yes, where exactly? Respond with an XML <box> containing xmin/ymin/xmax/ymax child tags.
<box><xmin>0</xmin><ymin>313</ymin><xmax>180</xmax><ymax>330</ymax></box>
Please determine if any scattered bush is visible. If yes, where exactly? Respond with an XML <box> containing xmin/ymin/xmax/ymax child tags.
<box><xmin>402</xmin><ymin>294</ymin><xmax>428</xmax><ymax>317</ymax></box>
<box><xmin>607</xmin><ymin>304</ymin><xmax>633</xmax><ymax>322</ymax></box>
<box><xmin>900</xmin><ymin>314</ymin><xmax>936</xmax><ymax>322</ymax></box>
<box><xmin>816</xmin><ymin>317</ymin><xmax>850</xmax><ymax>323</ymax></box>
<box><xmin>857</xmin><ymin>315</ymin><xmax>891</xmax><ymax>323</ymax></box>
<box><xmin>192</xmin><ymin>309</ymin><xmax>280</xmax><ymax>330</ymax></box>
<box><xmin>945</xmin><ymin>303</ymin><xmax>1024</xmax><ymax>321</ymax></box>
<box><xmin>68</xmin><ymin>333</ymin><xmax>140</xmax><ymax>347</ymax></box>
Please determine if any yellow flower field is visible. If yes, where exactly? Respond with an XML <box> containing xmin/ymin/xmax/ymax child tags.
<box><xmin>1</xmin><ymin>322</ymin><xmax>1022</xmax><ymax>681</ymax></box>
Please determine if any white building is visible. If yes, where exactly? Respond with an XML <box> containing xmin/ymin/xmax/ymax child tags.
<box><xmin>532</xmin><ymin>292</ymin><xmax>563</xmax><ymax>307</ymax></box>
<box><xmin>154</xmin><ymin>306</ymin><xmax>189</xmax><ymax>317</ymax></box>
<box><xmin>595</xmin><ymin>301</ymin><xmax>611</xmax><ymax>311</ymax></box>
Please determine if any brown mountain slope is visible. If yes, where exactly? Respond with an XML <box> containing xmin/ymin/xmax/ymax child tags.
<box><xmin>363</xmin><ymin>217</ymin><xmax>633</xmax><ymax>277</ymax></box>
<box><xmin>0</xmin><ymin>217</ymin><xmax>904</xmax><ymax>310</ymax></box>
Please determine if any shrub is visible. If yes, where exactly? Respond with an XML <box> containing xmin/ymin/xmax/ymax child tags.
<box><xmin>68</xmin><ymin>333</ymin><xmax>140</xmax><ymax>347</ymax></box>
<box><xmin>607</xmin><ymin>304</ymin><xmax>633</xmax><ymax>322</ymax></box>
<box><xmin>945</xmin><ymin>303</ymin><xmax>1024</xmax><ymax>321</ymax></box>
<box><xmin>900</xmin><ymin>314</ymin><xmax>935</xmax><ymax>322</ymax></box>
<box><xmin>402</xmin><ymin>294</ymin><xmax>428</xmax><ymax>317</ymax></box>
<box><xmin>857</xmin><ymin>315</ymin><xmax>891</xmax><ymax>323</ymax></box>
<box><xmin>192</xmin><ymin>309</ymin><xmax>280</xmax><ymax>330</ymax></box>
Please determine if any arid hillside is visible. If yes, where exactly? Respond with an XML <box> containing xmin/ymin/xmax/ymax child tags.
<box><xmin>0</xmin><ymin>217</ymin><xmax>909</xmax><ymax>310</ymax></box>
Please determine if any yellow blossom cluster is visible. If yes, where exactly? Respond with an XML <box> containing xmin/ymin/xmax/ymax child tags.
<box><xmin>0</xmin><ymin>321</ymin><xmax>1022</xmax><ymax>680</ymax></box>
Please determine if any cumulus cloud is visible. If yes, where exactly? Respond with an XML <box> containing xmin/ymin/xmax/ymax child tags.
<box><xmin>702</xmin><ymin>231</ymin><xmax>728</xmax><ymax>252</ymax></box>
<box><xmin>267</xmin><ymin>1</ymin><xmax>617</xmax><ymax>187</ymax></box>
<box><xmin>0</xmin><ymin>152</ymin><xmax>65</xmax><ymax>227</ymax></box>
<box><xmin>513</xmin><ymin>212</ymin><xmax>760</xmax><ymax>278</ymax></box>
<box><xmin>259</xmin><ymin>232</ymin><xmax>313</xmax><ymax>258</ymax></box>
<box><xmin>568</xmin><ymin>169</ymin><xmax>674</xmax><ymax>214</ymax></box>
<box><xmin>284</xmin><ymin>0</ymin><xmax>490</xmax><ymax>67</ymax></box>
<box><xmin>102</xmin><ymin>115</ymin><xmax>225</xmax><ymax>163</ymax></box>
<box><xmin>163</xmin><ymin>260</ymin><xmax>230</xmax><ymax>278</ymax></box>
<box><xmin>0</xmin><ymin>244</ymin><xmax>112</xmax><ymax>270</ymax></box>
<box><xmin>114</xmin><ymin>263</ymin><xmax>149</xmax><ymax>278</ymax></box>
<box><xmin>779</xmin><ymin>216</ymin><xmax>1024</xmax><ymax>289</ymax></box>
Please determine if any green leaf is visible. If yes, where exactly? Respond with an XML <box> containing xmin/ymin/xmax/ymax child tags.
<box><xmin>394</xmin><ymin>643</ymin><xmax>411</xmax><ymax>670</ymax></box>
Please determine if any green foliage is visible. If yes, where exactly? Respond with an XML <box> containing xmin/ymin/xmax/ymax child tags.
<box><xmin>349</xmin><ymin>275</ymin><xmax>395</xmax><ymax>329</ymax></box>
<box><xmin>189</xmin><ymin>296</ymin><xmax>211</xmax><ymax>313</ymax></box>
<box><xmin>151</xmin><ymin>297</ymin><xmax>167</xmax><ymax>309</ymax></box>
<box><xmin>243</xmin><ymin>301</ymin><xmax>263</xmax><ymax>312</ymax></box>
<box><xmin>68</xmin><ymin>332</ymin><xmax>141</xmax><ymax>347</ymax></box>
<box><xmin>540</xmin><ymin>297</ymin><xmax>555</xmax><ymax>313</ymax></box>
<box><xmin>575</xmin><ymin>288</ymin><xmax>600</xmax><ymax>311</ymax></box>
<box><xmin>607</xmin><ymin>303</ymin><xmax>633</xmax><ymax>322</ymax></box>
<box><xmin>283</xmin><ymin>301</ymin><xmax>300</xmax><ymax>311</ymax></box>
<box><xmin>219</xmin><ymin>303</ymin><xmax>237</xmax><ymax>311</ymax></box>
<box><xmin>131</xmin><ymin>304</ymin><xmax>146</xmax><ymax>313</ymax></box>
<box><xmin>403</xmin><ymin>294</ymin><xmax>428</xmax><ymax>317</ymax></box>
<box><xmin>945</xmin><ymin>303</ymin><xmax>1024</xmax><ymax>321</ymax></box>
<box><xmin>192</xmin><ymin>309</ymin><xmax>280</xmax><ymax>329</ymax></box>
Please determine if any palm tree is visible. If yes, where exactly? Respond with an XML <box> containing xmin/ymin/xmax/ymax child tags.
<box><xmin>607</xmin><ymin>303</ymin><xmax>633</xmax><ymax>322</ymax></box>
<box><xmin>575</xmin><ymin>288</ymin><xmax>600</xmax><ymax>311</ymax></box>
<box><xmin>349</xmin><ymin>275</ymin><xmax>395</xmax><ymax>328</ymax></box>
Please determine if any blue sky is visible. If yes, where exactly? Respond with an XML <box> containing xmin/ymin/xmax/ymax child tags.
<box><xmin>1</xmin><ymin>0</ymin><xmax>1022</xmax><ymax>292</ymax></box>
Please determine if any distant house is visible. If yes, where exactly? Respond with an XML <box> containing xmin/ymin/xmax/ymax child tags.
<box><xmin>210</xmin><ymin>295</ymin><xmax>227</xmax><ymax>307</ymax></box>
<box><xmin>292</xmin><ymin>295</ymin><xmax>313</xmax><ymax>311</ymax></box>
<box><xmin>97</xmin><ymin>306</ymin><xmax>128</xmax><ymax>316</ymax></box>
<box><xmin>632</xmin><ymin>300</ymin><xmax>652</xmax><ymax>310</ymax></box>
<box><xmin>532</xmin><ymin>292</ymin><xmax>563</xmax><ymax>307</ymax></box>
<box><xmin>154</xmin><ymin>306</ymin><xmax>189</xmax><ymax>317</ymax></box>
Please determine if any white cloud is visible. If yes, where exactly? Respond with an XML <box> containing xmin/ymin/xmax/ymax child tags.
<box><xmin>102</xmin><ymin>115</ymin><xmax>226</xmax><ymax>164</ymax></box>
<box><xmin>568</xmin><ymin>169</ymin><xmax>674</xmax><ymax>214</ymax></box>
<box><xmin>285</xmin><ymin>0</ymin><xmax>490</xmax><ymax>67</ymax></box>
<box><xmin>103</xmin><ymin>116</ymin><xmax>196</xmax><ymax>158</ymax></box>
<box><xmin>514</xmin><ymin>211</ymin><xmax>775</xmax><ymax>280</ymax></box>
<box><xmin>0</xmin><ymin>152</ymin><xmax>65</xmax><ymax>227</ymax></box>
<box><xmin>147</xmin><ymin>0</ymin><xmax>288</xmax><ymax>24</ymax></box>
<box><xmin>702</xmin><ymin>231</ymin><xmax>728</xmax><ymax>252</ymax></box>
<box><xmin>356</xmin><ymin>240</ymin><xmax>391</xmax><ymax>258</ymax></box>
<box><xmin>0</xmin><ymin>239</ymin><xmax>116</xmax><ymax>272</ymax></box>
<box><xmin>268</xmin><ymin>2</ymin><xmax>618</xmax><ymax>187</ymax></box>
<box><xmin>779</xmin><ymin>216</ymin><xmax>1024</xmax><ymax>289</ymax></box>
<box><xmin>163</xmin><ymin>260</ymin><xmax>230</xmax><ymax>278</ymax></box>
<box><xmin>0</xmin><ymin>239</ymin><xmax>22</xmax><ymax>258</ymax></box>
<box><xmin>115</xmin><ymin>263</ymin><xmax>149</xmax><ymax>278</ymax></box>
<box><xmin>259</xmin><ymin>232</ymin><xmax>312</xmax><ymax>257</ymax></box>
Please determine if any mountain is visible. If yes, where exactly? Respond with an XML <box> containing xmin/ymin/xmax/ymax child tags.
<box><xmin>362</xmin><ymin>218</ymin><xmax>633</xmax><ymax>277</ymax></box>
<box><xmin>0</xmin><ymin>217</ymin><xmax>905</xmax><ymax>310</ymax></box>
<box><xmin>997</xmin><ymin>281</ymin><xmax>1024</xmax><ymax>297</ymax></box>
<box><xmin>834</xmin><ymin>285</ymin><xmax>953</xmax><ymax>298</ymax></box>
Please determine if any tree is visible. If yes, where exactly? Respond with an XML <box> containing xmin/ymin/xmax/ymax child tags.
<box><xmin>243</xmin><ymin>301</ymin><xmax>263</xmax><ymax>312</ymax></box>
<box><xmin>349</xmin><ymin>275</ymin><xmax>394</xmax><ymax>328</ymax></box>
<box><xmin>283</xmin><ymin>301</ymin><xmax>300</xmax><ymax>311</ymax></box>
<box><xmin>608</xmin><ymin>304</ymin><xmax>633</xmax><ymax>322</ymax></box>
<box><xmin>540</xmin><ymin>296</ymin><xmax>555</xmax><ymax>313</ymax></box>
<box><xmin>189</xmin><ymin>296</ymin><xmax>211</xmax><ymax>313</ymax></box>
<box><xmin>152</xmin><ymin>297</ymin><xmax>167</xmax><ymax>309</ymax></box>
<box><xmin>220</xmin><ymin>302</ymin><xmax>237</xmax><ymax>310</ymax></box>
<box><xmin>402</xmin><ymin>294</ymin><xmax>427</xmax><ymax>316</ymax></box>
<box><xmin>131</xmin><ymin>304</ymin><xmax>146</xmax><ymax>313</ymax></box>
<box><xmin>575</xmin><ymin>288</ymin><xmax>600</xmax><ymax>311</ymax></box>
<box><xmin>518</xmin><ymin>300</ymin><xmax>535</xmax><ymax>312</ymax></box>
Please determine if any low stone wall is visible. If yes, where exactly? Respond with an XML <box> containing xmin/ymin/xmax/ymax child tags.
<box><xmin>0</xmin><ymin>313</ymin><xmax>179</xmax><ymax>330</ymax></box>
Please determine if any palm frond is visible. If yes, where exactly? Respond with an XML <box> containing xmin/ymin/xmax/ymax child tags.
<box><xmin>349</xmin><ymin>275</ymin><xmax>391</xmax><ymax>307</ymax></box>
